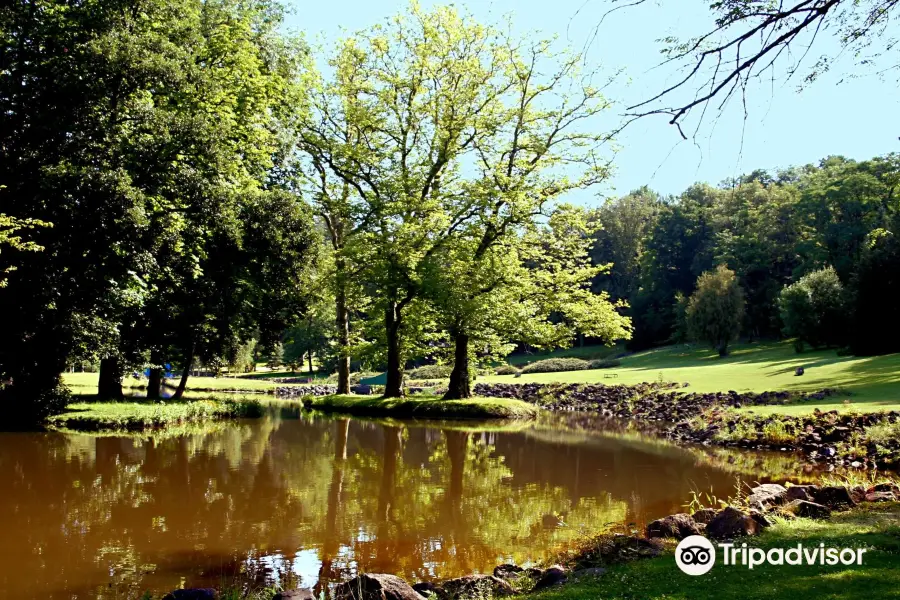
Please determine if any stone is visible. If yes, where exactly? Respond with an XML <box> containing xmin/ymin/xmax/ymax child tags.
<box><xmin>691</xmin><ymin>508</ymin><xmax>717</xmax><ymax>524</ymax></box>
<box><xmin>749</xmin><ymin>510</ymin><xmax>772</xmax><ymax>528</ymax></box>
<box><xmin>275</xmin><ymin>591</ymin><xmax>315</xmax><ymax>600</ymax></box>
<box><xmin>782</xmin><ymin>500</ymin><xmax>831</xmax><ymax>520</ymax></box>
<box><xmin>784</xmin><ymin>485</ymin><xmax>817</xmax><ymax>502</ymax></box>
<box><xmin>335</xmin><ymin>574</ymin><xmax>425</xmax><ymax>600</ymax></box>
<box><xmin>492</xmin><ymin>564</ymin><xmax>524</xmax><ymax>580</ymax></box>
<box><xmin>795</xmin><ymin>367</ymin><xmax>805</xmax><ymax>376</ymax></box>
<box><xmin>705</xmin><ymin>507</ymin><xmax>761</xmax><ymax>540</ymax></box>
<box><xmin>532</xmin><ymin>566</ymin><xmax>568</xmax><ymax>591</ymax></box>
<box><xmin>812</xmin><ymin>486</ymin><xmax>857</xmax><ymax>510</ymax></box>
<box><xmin>162</xmin><ymin>591</ymin><xmax>218</xmax><ymax>600</ymax></box>
<box><xmin>412</xmin><ymin>582</ymin><xmax>440</xmax><ymax>597</ymax></box>
<box><xmin>746</xmin><ymin>483</ymin><xmax>788</xmax><ymax>510</ymax></box>
<box><xmin>438</xmin><ymin>575</ymin><xmax>514</xmax><ymax>599</ymax></box>
<box><xmin>870</xmin><ymin>482</ymin><xmax>900</xmax><ymax>495</ymax></box>
<box><xmin>849</xmin><ymin>485</ymin><xmax>867</xmax><ymax>504</ymax></box>
<box><xmin>645</xmin><ymin>513</ymin><xmax>700</xmax><ymax>540</ymax></box>
<box><xmin>865</xmin><ymin>491</ymin><xmax>896</xmax><ymax>503</ymax></box>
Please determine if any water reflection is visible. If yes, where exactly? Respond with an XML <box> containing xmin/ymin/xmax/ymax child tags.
<box><xmin>0</xmin><ymin>408</ymin><xmax>817</xmax><ymax>599</ymax></box>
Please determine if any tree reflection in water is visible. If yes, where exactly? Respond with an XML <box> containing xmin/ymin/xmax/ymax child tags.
<box><xmin>0</xmin><ymin>410</ymin><xmax>819</xmax><ymax>599</ymax></box>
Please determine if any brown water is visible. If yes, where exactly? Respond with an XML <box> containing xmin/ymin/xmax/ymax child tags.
<box><xmin>0</xmin><ymin>407</ymin><xmax>819</xmax><ymax>599</ymax></box>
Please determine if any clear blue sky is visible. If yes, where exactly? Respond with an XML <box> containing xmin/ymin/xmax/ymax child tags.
<box><xmin>285</xmin><ymin>0</ymin><xmax>900</xmax><ymax>199</ymax></box>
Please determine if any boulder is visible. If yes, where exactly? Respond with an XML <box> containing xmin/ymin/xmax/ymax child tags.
<box><xmin>438</xmin><ymin>575</ymin><xmax>514</xmax><ymax>599</ymax></box>
<box><xmin>492</xmin><ymin>564</ymin><xmax>524</xmax><ymax>580</ymax></box>
<box><xmin>812</xmin><ymin>486</ymin><xmax>857</xmax><ymax>510</ymax></box>
<box><xmin>275</xmin><ymin>591</ymin><xmax>315</xmax><ymax>600</ymax></box>
<box><xmin>782</xmin><ymin>500</ymin><xmax>831</xmax><ymax>520</ymax></box>
<box><xmin>162</xmin><ymin>591</ymin><xmax>218</xmax><ymax>600</ymax></box>
<box><xmin>532</xmin><ymin>566</ymin><xmax>568</xmax><ymax>591</ymax></box>
<box><xmin>645</xmin><ymin>513</ymin><xmax>700</xmax><ymax>540</ymax></box>
<box><xmin>691</xmin><ymin>508</ymin><xmax>718</xmax><ymax>525</ymax></box>
<box><xmin>795</xmin><ymin>367</ymin><xmax>805</xmax><ymax>376</ymax></box>
<box><xmin>746</xmin><ymin>484</ymin><xmax>787</xmax><ymax>510</ymax></box>
<box><xmin>749</xmin><ymin>510</ymin><xmax>772</xmax><ymax>528</ymax></box>
<box><xmin>784</xmin><ymin>485</ymin><xmax>817</xmax><ymax>502</ymax></box>
<box><xmin>865</xmin><ymin>491</ymin><xmax>896</xmax><ymax>503</ymax></box>
<box><xmin>705</xmin><ymin>507</ymin><xmax>761</xmax><ymax>540</ymax></box>
<box><xmin>335</xmin><ymin>574</ymin><xmax>425</xmax><ymax>600</ymax></box>
<box><xmin>869</xmin><ymin>482</ymin><xmax>900</xmax><ymax>495</ymax></box>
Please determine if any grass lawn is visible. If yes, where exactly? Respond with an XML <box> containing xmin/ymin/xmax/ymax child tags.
<box><xmin>48</xmin><ymin>396</ymin><xmax>263</xmax><ymax>431</ymax></box>
<box><xmin>305</xmin><ymin>394</ymin><xmax>539</xmax><ymax>419</ymax></box>
<box><xmin>484</xmin><ymin>341</ymin><xmax>900</xmax><ymax>415</ymax></box>
<box><xmin>530</xmin><ymin>502</ymin><xmax>900</xmax><ymax>600</ymax></box>
<box><xmin>505</xmin><ymin>344</ymin><xmax>622</xmax><ymax>366</ymax></box>
<box><xmin>62</xmin><ymin>371</ymin><xmax>291</xmax><ymax>392</ymax></box>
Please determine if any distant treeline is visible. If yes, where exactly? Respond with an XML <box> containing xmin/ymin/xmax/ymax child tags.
<box><xmin>590</xmin><ymin>154</ymin><xmax>900</xmax><ymax>355</ymax></box>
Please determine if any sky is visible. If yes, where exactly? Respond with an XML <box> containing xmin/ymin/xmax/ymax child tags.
<box><xmin>284</xmin><ymin>0</ymin><xmax>900</xmax><ymax>200</ymax></box>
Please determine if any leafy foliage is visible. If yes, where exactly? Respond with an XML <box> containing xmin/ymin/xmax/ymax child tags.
<box><xmin>686</xmin><ymin>265</ymin><xmax>745</xmax><ymax>356</ymax></box>
<box><xmin>779</xmin><ymin>266</ymin><xmax>848</xmax><ymax>351</ymax></box>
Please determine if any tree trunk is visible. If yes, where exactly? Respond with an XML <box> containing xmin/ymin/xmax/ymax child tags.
<box><xmin>147</xmin><ymin>367</ymin><xmax>162</xmax><ymax>400</ymax></box>
<box><xmin>172</xmin><ymin>345</ymin><xmax>194</xmax><ymax>400</ymax></box>
<box><xmin>444</xmin><ymin>331</ymin><xmax>471</xmax><ymax>400</ymax></box>
<box><xmin>308</xmin><ymin>350</ymin><xmax>314</xmax><ymax>377</ymax></box>
<box><xmin>98</xmin><ymin>357</ymin><xmax>124</xmax><ymax>400</ymax></box>
<box><xmin>335</xmin><ymin>286</ymin><xmax>351</xmax><ymax>394</ymax></box>
<box><xmin>717</xmin><ymin>342</ymin><xmax>729</xmax><ymax>357</ymax></box>
<box><xmin>384</xmin><ymin>302</ymin><xmax>404</xmax><ymax>398</ymax></box>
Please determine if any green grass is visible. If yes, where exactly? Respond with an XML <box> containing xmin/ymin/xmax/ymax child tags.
<box><xmin>482</xmin><ymin>341</ymin><xmax>900</xmax><ymax>415</ymax></box>
<box><xmin>529</xmin><ymin>503</ymin><xmax>900</xmax><ymax>600</ymax></box>
<box><xmin>305</xmin><ymin>394</ymin><xmax>539</xmax><ymax>419</ymax></box>
<box><xmin>48</xmin><ymin>396</ymin><xmax>263</xmax><ymax>432</ymax></box>
<box><xmin>505</xmin><ymin>344</ymin><xmax>621</xmax><ymax>366</ymax></box>
<box><xmin>62</xmin><ymin>372</ymin><xmax>296</xmax><ymax>392</ymax></box>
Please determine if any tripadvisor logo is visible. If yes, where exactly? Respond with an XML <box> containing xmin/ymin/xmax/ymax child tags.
<box><xmin>675</xmin><ymin>536</ymin><xmax>868</xmax><ymax>576</ymax></box>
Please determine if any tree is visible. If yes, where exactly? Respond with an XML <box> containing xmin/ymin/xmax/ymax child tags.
<box><xmin>299</xmin><ymin>4</ymin><xmax>620</xmax><ymax>397</ymax></box>
<box><xmin>851</xmin><ymin>227</ymin><xmax>900</xmax><ymax>355</ymax></box>
<box><xmin>424</xmin><ymin>206</ymin><xmax>632</xmax><ymax>399</ymax></box>
<box><xmin>610</xmin><ymin>0</ymin><xmax>900</xmax><ymax>135</ymax></box>
<box><xmin>686</xmin><ymin>265</ymin><xmax>745</xmax><ymax>356</ymax></box>
<box><xmin>778</xmin><ymin>266</ymin><xmax>847</xmax><ymax>351</ymax></box>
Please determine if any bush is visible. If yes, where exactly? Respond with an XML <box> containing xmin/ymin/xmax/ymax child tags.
<box><xmin>407</xmin><ymin>364</ymin><xmax>453</xmax><ymax>380</ymax></box>
<box><xmin>494</xmin><ymin>364</ymin><xmax>521</xmax><ymax>376</ymax></box>
<box><xmin>778</xmin><ymin>266</ymin><xmax>847</xmax><ymax>351</ymax></box>
<box><xmin>520</xmin><ymin>358</ymin><xmax>591</xmax><ymax>374</ymax></box>
<box><xmin>587</xmin><ymin>358</ymin><xmax>621</xmax><ymax>369</ymax></box>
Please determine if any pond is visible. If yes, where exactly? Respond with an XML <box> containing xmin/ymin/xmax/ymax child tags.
<box><xmin>0</xmin><ymin>405</ymin><xmax>821</xmax><ymax>599</ymax></box>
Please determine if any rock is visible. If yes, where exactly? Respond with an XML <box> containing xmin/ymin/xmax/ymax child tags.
<box><xmin>870</xmin><ymin>482</ymin><xmax>900</xmax><ymax>495</ymax></box>
<box><xmin>784</xmin><ymin>485</ymin><xmax>817</xmax><ymax>502</ymax></box>
<box><xmin>812</xmin><ymin>486</ymin><xmax>857</xmax><ymax>510</ymax></box>
<box><xmin>746</xmin><ymin>483</ymin><xmax>788</xmax><ymax>510</ymax></box>
<box><xmin>412</xmin><ymin>582</ymin><xmax>440</xmax><ymax>597</ymax></box>
<box><xmin>849</xmin><ymin>485</ymin><xmax>867</xmax><ymax>504</ymax></box>
<box><xmin>162</xmin><ymin>591</ymin><xmax>218</xmax><ymax>600</ymax></box>
<box><xmin>438</xmin><ymin>575</ymin><xmax>514</xmax><ymax>599</ymax></box>
<box><xmin>705</xmin><ymin>507</ymin><xmax>761</xmax><ymax>540</ymax></box>
<box><xmin>691</xmin><ymin>508</ymin><xmax>717</xmax><ymax>524</ymax></box>
<box><xmin>749</xmin><ymin>510</ymin><xmax>772</xmax><ymax>528</ymax></box>
<box><xmin>351</xmin><ymin>384</ymin><xmax>372</xmax><ymax>395</ymax></box>
<box><xmin>275</xmin><ymin>591</ymin><xmax>315</xmax><ymax>600</ymax></box>
<box><xmin>782</xmin><ymin>500</ymin><xmax>831</xmax><ymax>520</ymax></box>
<box><xmin>645</xmin><ymin>513</ymin><xmax>700</xmax><ymax>540</ymax></box>
<box><xmin>532</xmin><ymin>566</ymin><xmax>569</xmax><ymax>591</ymax></box>
<box><xmin>865</xmin><ymin>491</ymin><xmax>896</xmax><ymax>503</ymax></box>
<box><xmin>570</xmin><ymin>567</ymin><xmax>607</xmax><ymax>580</ymax></box>
<box><xmin>492</xmin><ymin>564</ymin><xmax>524</xmax><ymax>580</ymax></box>
<box><xmin>795</xmin><ymin>367</ymin><xmax>805</xmax><ymax>376</ymax></box>
<box><xmin>335</xmin><ymin>574</ymin><xmax>425</xmax><ymax>600</ymax></box>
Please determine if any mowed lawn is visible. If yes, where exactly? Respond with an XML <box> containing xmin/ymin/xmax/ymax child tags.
<box><xmin>62</xmin><ymin>372</ymin><xmax>286</xmax><ymax>392</ymax></box>
<box><xmin>484</xmin><ymin>341</ymin><xmax>900</xmax><ymax>415</ymax></box>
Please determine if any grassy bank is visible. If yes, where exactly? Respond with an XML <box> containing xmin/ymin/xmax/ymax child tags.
<box><xmin>62</xmin><ymin>372</ymin><xmax>295</xmax><ymax>393</ymax></box>
<box><xmin>305</xmin><ymin>394</ymin><xmax>539</xmax><ymax>419</ymax></box>
<box><xmin>48</xmin><ymin>397</ymin><xmax>263</xmax><ymax>432</ymax></box>
<box><xmin>529</xmin><ymin>502</ymin><xmax>900</xmax><ymax>600</ymax></box>
<box><xmin>488</xmin><ymin>341</ymin><xmax>900</xmax><ymax>415</ymax></box>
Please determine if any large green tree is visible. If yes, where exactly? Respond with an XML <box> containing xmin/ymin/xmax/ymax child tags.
<box><xmin>686</xmin><ymin>265</ymin><xmax>745</xmax><ymax>357</ymax></box>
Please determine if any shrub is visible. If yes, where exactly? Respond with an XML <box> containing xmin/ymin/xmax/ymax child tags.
<box><xmin>587</xmin><ymin>358</ymin><xmax>621</xmax><ymax>369</ymax></box>
<box><xmin>407</xmin><ymin>364</ymin><xmax>453</xmax><ymax>380</ymax></box>
<box><xmin>520</xmin><ymin>358</ymin><xmax>591</xmax><ymax>374</ymax></box>
<box><xmin>494</xmin><ymin>364</ymin><xmax>521</xmax><ymax>376</ymax></box>
<box><xmin>778</xmin><ymin>266</ymin><xmax>847</xmax><ymax>351</ymax></box>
